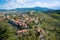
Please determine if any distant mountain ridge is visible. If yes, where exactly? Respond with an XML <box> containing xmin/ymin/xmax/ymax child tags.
<box><xmin>0</xmin><ymin>7</ymin><xmax>52</xmax><ymax>12</ymax></box>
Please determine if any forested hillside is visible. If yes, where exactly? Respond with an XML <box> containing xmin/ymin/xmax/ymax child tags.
<box><xmin>0</xmin><ymin>10</ymin><xmax>60</xmax><ymax>40</ymax></box>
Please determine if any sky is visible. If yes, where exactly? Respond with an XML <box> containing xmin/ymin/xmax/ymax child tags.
<box><xmin>0</xmin><ymin>0</ymin><xmax>60</xmax><ymax>9</ymax></box>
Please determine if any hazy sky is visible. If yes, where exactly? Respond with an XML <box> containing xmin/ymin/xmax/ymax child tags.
<box><xmin>0</xmin><ymin>0</ymin><xmax>60</xmax><ymax>9</ymax></box>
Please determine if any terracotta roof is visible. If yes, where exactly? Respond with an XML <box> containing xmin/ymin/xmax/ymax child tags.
<box><xmin>17</xmin><ymin>30</ymin><xmax>28</xmax><ymax>33</ymax></box>
<box><xmin>0</xmin><ymin>18</ymin><xmax>3</xmax><ymax>21</ymax></box>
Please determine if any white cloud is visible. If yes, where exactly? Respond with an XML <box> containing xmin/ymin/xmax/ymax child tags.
<box><xmin>0</xmin><ymin>0</ymin><xmax>26</xmax><ymax>9</ymax></box>
<box><xmin>37</xmin><ymin>1</ymin><xmax>60</xmax><ymax>8</ymax></box>
<box><xmin>22</xmin><ymin>1</ymin><xmax>43</xmax><ymax>7</ymax></box>
<box><xmin>2</xmin><ymin>2</ymin><xmax>24</xmax><ymax>9</ymax></box>
<box><xmin>33</xmin><ymin>1</ymin><xmax>42</xmax><ymax>6</ymax></box>
<box><xmin>0</xmin><ymin>0</ymin><xmax>33</xmax><ymax>9</ymax></box>
<box><xmin>0</xmin><ymin>0</ymin><xmax>60</xmax><ymax>9</ymax></box>
<box><xmin>16</xmin><ymin>0</ymin><xmax>26</xmax><ymax>3</ymax></box>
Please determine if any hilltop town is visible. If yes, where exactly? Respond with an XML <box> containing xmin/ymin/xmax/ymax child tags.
<box><xmin>0</xmin><ymin>11</ymin><xmax>60</xmax><ymax>40</ymax></box>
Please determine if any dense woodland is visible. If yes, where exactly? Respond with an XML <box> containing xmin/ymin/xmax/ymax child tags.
<box><xmin>0</xmin><ymin>10</ymin><xmax>60</xmax><ymax>40</ymax></box>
